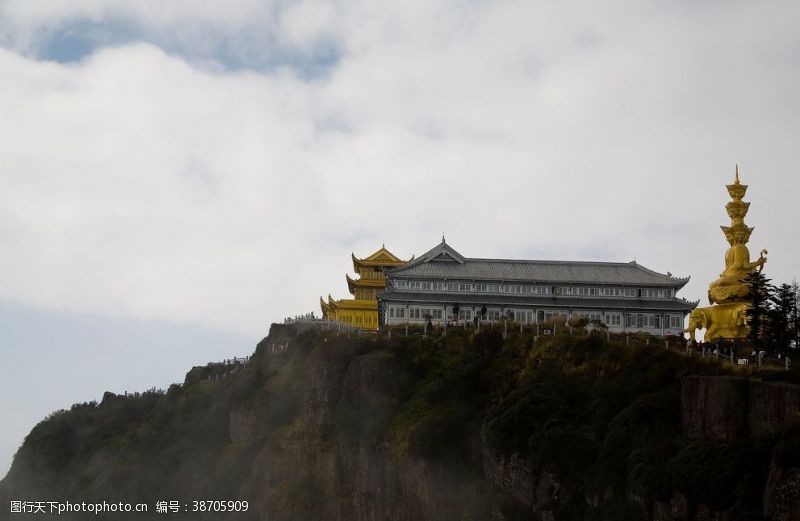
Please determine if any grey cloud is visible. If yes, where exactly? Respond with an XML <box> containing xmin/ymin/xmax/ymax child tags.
<box><xmin>0</xmin><ymin>0</ymin><xmax>797</xmax><ymax>350</ymax></box>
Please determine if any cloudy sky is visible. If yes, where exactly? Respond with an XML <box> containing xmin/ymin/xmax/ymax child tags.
<box><xmin>1</xmin><ymin>0</ymin><xmax>799</xmax><ymax>476</ymax></box>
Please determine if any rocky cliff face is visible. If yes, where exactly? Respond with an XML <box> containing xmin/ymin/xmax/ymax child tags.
<box><xmin>682</xmin><ymin>376</ymin><xmax>800</xmax><ymax>441</ymax></box>
<box><xmin>220</xmin><ymin>342</ymin><xmax>493</xmax><ymax>521</ymax></box>
<box><xmin>680</xmin><ymin>375</ymin><xmax>800</xmax><ymax>520</ymax></box>
<box><xmin>3</xmin><ymin>325</ymin><xmax>800</xmax><ymax>520</ymax></box>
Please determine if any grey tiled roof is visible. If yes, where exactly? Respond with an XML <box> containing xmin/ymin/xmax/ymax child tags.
<box><xmin>387</xmin><ymin>240</ymin><xmax>690</xmax><ymax>287</ymax></box>
<box><xmin>378</xmin><ymin>289</ymin><xmax>697</xmax><ymax>311</ymax></box>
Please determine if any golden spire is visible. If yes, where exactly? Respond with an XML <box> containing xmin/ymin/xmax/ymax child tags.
<box><xmin>723</xmin><ymin>166</ymin><xmax>752</xmax><ymax>244</ymax></box>
<box><xmin>710</xmin><ymin>168</ymin><xmax>766</xmax><ymax>299</ymax></box>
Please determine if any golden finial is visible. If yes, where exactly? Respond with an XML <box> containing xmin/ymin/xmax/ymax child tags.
<box><xmin>735</xmin><ymin>164</ymin><xmax>740</xmax><ymax>184</ymax></box>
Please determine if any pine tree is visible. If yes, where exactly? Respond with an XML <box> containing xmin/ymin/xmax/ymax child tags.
<box><xmin>792</xmin><ymin>279</ymin><xmax>800</xmax><ymax>351</ymax></box>
<box><xmin>743</xmin><ymin>271</ymin><xmax>774</xmax><ymax>350</ymax></box>
<box><xmin>768</xmin><ymin>283</ymin><xmax>796</xmax><ymax>355</ymax></box>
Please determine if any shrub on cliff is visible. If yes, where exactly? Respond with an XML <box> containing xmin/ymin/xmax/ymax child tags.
<box><xmin>668</xmin><ymin>440</ymin><xmax>772</xmax><ymax>512</ymax></box>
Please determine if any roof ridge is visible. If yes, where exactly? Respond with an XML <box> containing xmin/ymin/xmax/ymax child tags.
<box><xmin>387</xmin><ymin>241</ymin><xmax>691</xmax><ymax>286</ymax></box>
<box><xmin>629</xmin><ymin>261</ymin><xmax>691</xmax><ymax>281</ymax></box>
<box><xmin>466</xmin><ymin>257</ymin><xmax>634</xmax><ymax>266</ymax></box>
<box><xmin>463</xmin><ymin>257</ymin><xmax>689</xmax><ymax>280</ymax></box>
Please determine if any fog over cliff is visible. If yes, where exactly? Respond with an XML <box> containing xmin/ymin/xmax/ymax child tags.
<box><xmin>3</xmin><ymin>324</ymin><xmax>800</xmax><ymax>520</ymax></box>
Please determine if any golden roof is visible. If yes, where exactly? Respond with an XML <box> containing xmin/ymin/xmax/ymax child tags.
<box><xmin>346</xmin><ymin>273</ymin><xmax>385</xmax><ymax>294</ymax></box>
<box><xmin>351</xmin><ymin>245</ymin><xmax>408</xmax><ymax>272</ymax></box>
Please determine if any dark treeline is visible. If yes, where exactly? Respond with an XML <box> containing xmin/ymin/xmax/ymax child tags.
<box><xmin>744</xmin><ymin>273</ymin><xmax>800</xmax><ymax>354</ymax></box>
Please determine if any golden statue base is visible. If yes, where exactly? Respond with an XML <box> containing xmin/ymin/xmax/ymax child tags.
<box><xmin>686</xmin><ymin>302</ymin><xmax>749</xmax><ymax>342</ymax></box>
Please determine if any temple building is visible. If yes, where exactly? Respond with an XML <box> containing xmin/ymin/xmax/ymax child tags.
<box><xmin>320</xmin><ymin>246</ymin><xmax>409</xmax><ymax>330</ymax></box>
<box><xmin>378</xmin><ymin>239</ymin><xmax>696</xmax><ymax>336</ymax></box>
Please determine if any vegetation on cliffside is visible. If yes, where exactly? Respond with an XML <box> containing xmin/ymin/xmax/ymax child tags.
<box><xmin>2</xmin><ymin>324</ymin><xmax>799</xmax><ymax>520</ymax></box>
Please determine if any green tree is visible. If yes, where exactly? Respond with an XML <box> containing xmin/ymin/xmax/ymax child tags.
<box><xmin>743</xmin><ymin>271</ymin><xmax>774</xmax><ymax>350</ymax></box>
<box><xmin>768</xmin><ymin>283</ymin><xmax>796</xmax><ymax>355</ymax></box>
<box><xmin>792</xmin><ymin>279</ymin><xmax>800</xmax><ymax>351</ymax></box>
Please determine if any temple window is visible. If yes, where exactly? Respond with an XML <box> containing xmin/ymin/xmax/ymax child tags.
<box><xmin>643</xmin><ymin>314</ymin><xmax>661</xmax><ymax>328</ymax></box>
<box><xmin>512</xmin><ymin>310</ymin><xmax>533</xmax><ymax>322</ymax></box>
<box><xmin>574</xmin><ymin>310</ymin><xmax>602</xmax><ymax>321</ymax></box>
<box><xmin>640</xmin><ymin>288</ymin><xmax>674</xmax><ymax>298</ymax></box>
<box><xmin>543</xmin><ymin>310</ymin><xmax>568</xmax><ymax>321</ymax></box>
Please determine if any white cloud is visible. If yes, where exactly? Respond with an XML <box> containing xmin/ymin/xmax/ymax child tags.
<box><xmin>1</xmin><ymin>0</ymin><xmax>270</xmax><ymax>26</ymax></box>
<box><xmin>0</xmin><ymin>1</ymin><xmax>799</xmax><ymax>338</ymax></box>
<box><xmin>280</xmin><ymin>0</ymin><xmax>339</xmax><ymax>51</ymax></box>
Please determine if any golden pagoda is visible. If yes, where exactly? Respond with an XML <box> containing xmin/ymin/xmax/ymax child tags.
<box><xmin>320</xmin><ymin>246</ymin><xmax>409</xmax><ymax>330</ymax></box>
<box><xmin>686</xmin><ymin>166</ymin><xmax>768</xmax><ymax>341</ymax></box>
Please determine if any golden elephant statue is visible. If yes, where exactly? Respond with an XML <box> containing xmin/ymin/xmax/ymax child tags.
<box><xmin>685</xmin><ymin>302</ymin><xmax>749</xmax><ymax>342</ymax></box>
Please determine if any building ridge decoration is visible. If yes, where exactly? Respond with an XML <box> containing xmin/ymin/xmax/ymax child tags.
<box><xmin>409</xmin><ymin>240</ymin><xmax>466</xmax><ymax>266</ymax></box>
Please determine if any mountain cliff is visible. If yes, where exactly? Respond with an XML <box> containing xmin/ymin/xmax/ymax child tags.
<box><xmin>2</xmin><ymin>324</ymin><xmax>800</xmax><ymax>520</ymax></box>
